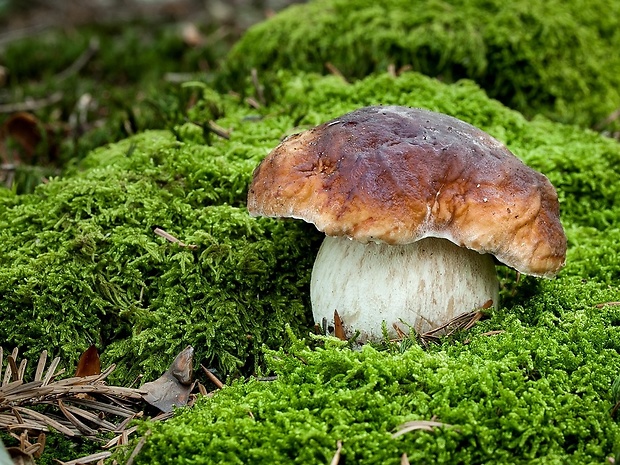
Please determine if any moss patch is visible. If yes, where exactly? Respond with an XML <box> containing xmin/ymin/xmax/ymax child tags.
<box><xmin>2</xmin><ymin>71</ymin><xmax>620</xmax><ymax>462</ymax></box>
<box><xmin>2</xmin><ymin>70</ymin><xmax>620</xmax><ymax>382</ymax></box>
<box><xmin>224</xmin><ymin>0</ymin><xmax>620</xmax><ymax>131</ymax></box>
<box><xmin>0</xmin><ymin>106</ymin><xmax>322</xmax><ymax>382</ymax></box>
<box><xmin>131</xmin><ymin>301</ymin><xmax>620</xmax><ymax>464</ymax></box>
<box><xmin>115</xmin><ymin>71</ymin><xmax>620</xmax><ymax>463</ymax></box>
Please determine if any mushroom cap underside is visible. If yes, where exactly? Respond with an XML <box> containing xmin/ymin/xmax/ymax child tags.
<box><xmin>247</xmin><ymin>105</ymin><xmax>567</xmax><ymax>277</ymax></box>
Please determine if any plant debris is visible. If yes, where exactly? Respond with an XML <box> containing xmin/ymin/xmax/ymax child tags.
<box><xmin>329</xmin><ymin>440</ymin><xmax>343</xmax><ymax>465</ymax></box>
<box><xmin>140</xmin><ymin>346</ymin><xmax>195</xmax><ymax>413</ymax></box>
<box><xmin>391</xmin><ymin>419</ymin><xmax>455</xmax><ymax>438</ymax></box>
<box><xmin>418</xmin><ymin>300</ymin><xmax>493</xmax><ymax>346</ymax></box>
<box><xmin>0</xmin><ymin>345</ymin><xmax>218</xmax><ymax>462</ymax></box>
<box><xmin>333</xmin><ymin>310</ymin><xmax>346</xmax><ymax>341</ymax></box>
<box><xmin>0</xmin><ymin>347</ymin><xmax>145</xmax><ymax>441</ymax></box>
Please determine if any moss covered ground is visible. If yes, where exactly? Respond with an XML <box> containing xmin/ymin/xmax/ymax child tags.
<box><xmin>112</xmin><ymin>72</ymin><xmax>620</xmax><ymax>464</ymax></box>
<box><xmin>2</xmin><ymin>70</ymin><xmax>620</xmax><ymax>462</ymax></box>
<box><xmin>2</xmin><ymin>1</ymin><xmax>620</xmax><ymax>463</ymax></box>
<box><xmin>0</xmin><ymin>22</ymin><xmax>228</xmax><ymax>193</ymax></box>
<box><xmin>224</xmin><ymin>0</ymin><xmax>620</xmax><ymax>132</ymax></box>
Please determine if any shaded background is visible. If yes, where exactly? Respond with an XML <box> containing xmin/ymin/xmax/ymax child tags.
<box><xmin>0</xmin><ymin>0</ymin><xmax>305</xmax><ymax>193</ymax></box>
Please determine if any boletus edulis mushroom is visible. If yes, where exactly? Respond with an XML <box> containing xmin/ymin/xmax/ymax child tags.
<box><xmin>247</xmin><ymin>106</ymin><xmax>567</xmax><ymax>340</ymax></box>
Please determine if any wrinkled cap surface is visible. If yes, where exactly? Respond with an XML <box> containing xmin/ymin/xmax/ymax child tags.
<box><xmin>247</xmin><ymin>106</ymin><xmax>567</xmax><ymax>277</ymax></box>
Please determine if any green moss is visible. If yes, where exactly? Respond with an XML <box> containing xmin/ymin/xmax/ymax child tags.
<box><xmin>0</xmin><ymin>120</ymin><xmax>322</xmax><ymax>381</ymax></box>
<box><xmin>131</xmin><ymin>293</ymin><xmax>620</xmax><ymax>464</ymax></box>
<box><xmin>2</xmin><ymin>71</ymin><xmax>620</xmax><ymax>422</ymax></box>
<box><xmin>223</xmin><ymin>0</ymin><xmax>620</xmax><ymax>131</ymax></box>
<box><xmin>1</xmin><ymin>41</ymin><xmax>620</xmax><ymax>461</ymax></box>
<box><xmin>114</xmin><ymin>72</ymin><xmax>620</xmax><ymax>462</ymax></box>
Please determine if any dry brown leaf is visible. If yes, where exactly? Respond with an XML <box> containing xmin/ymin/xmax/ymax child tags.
<box><xmin>1</xmin><ymin>112</ymin><xmax>42</xmax><ymax>161</ymax></box>
<box><xmin>334</xmin><ymin>310</ymin><xmax>346</xmax><ymax>341</ymax></box>
<box><xmin>75</xmin><ymin>346</ymin><xmax>101</xmax><ymax>378</ymax></box>
<box><xmin>140</xmin><ymin>346</ymin><xmax>194</xmax><ymax>413</ymax></box>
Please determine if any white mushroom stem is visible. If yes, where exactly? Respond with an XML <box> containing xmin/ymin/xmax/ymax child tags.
<box><xmin>310</xmin><ymin>236</ymin><xmax>499</xmax><ymax>340</ymax></box>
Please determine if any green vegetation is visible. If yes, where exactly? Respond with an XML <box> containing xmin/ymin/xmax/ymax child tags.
<box><xmin>1</xmin><ymin>70</ymin><xmax>620</xmax><ymax>462</ymax></box>
<box><xmin>0</xmin><ymin>119</ymin><xmax>320</xmax><ymax>382</ymax></box>
<box><xmin>224</xmin><ymin>0</ymin><xmax>620</xmax><ymax>131</ymax></box>
<box><xmin>130</xmin><ymin>303</ymin><xmax>620</xmax><ymax>464</ymax></box>
<box><xmin>0</xmin><ymin>24</ymin><xmax>227</xmax><ymax>193</ymax></box>
<box><xmin>2</xmin><ymin>1</ymin><xmax>620</xmax><ymax>461</ymax></box>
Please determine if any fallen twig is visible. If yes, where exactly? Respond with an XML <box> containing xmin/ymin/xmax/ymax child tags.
<box><xmin>251</xmin><ymin>68</ymin><xmax>265</xmax><ymax>106</ymax></box>
<box><xmin>329</xmin><ymin>440</ymin><xmax>343</xmax><ymax>465</ymax></box>
<box><xmin>595</xmin><ymin>301</ymin><xmax>620</xmax><ymax>308</ymax></box>
<box><xmin>153</xmin><ymin>227</ymin><xmax>197</xmax><ymax>249</ymax></box>
<box><xmin>420</xmin><ymin>300</ymin><xmax>493</xmax><ymax>343</ymax></box>
<box><xmin>392</xmin><ymin>322</ymin><xmax>408</xmax><ymax>340</ymax></box>
<box><xmin>1</xmin><ymin>348</ymin><xmax>145</xmax><ymax>439</ymax></box>
<box><xmin>54</xmin><ymin>37</ymin><xmax>100</xmax><ymax>82</ymax></box>
<box><xmin>595</xmin><ymin>107</ymin><xmax>620</xmax><ymax>132</ymax></box>
<box><xmin>201</xmin><ymin>364</ymin><xmax>224</xmax><ymax>389</ymax></box>
<box><xmin>392</xmin><ymin>420</ymin><xmax>454</xmax><ymax>438</ymax></box>
<box><xmin>58</xmin><ymin>451</ymin><xmax>112</xmax><ymax>465</ymax></box>
<box><xmin>245</xmin><ymin>97</ymin><xmax>262</xmax><ymax>109</ymax></box>
<box><xmin>0</xmin><ymin>92</ymin><xmax>63</xmax><ymax>114</ymax></box>
<box><xmin>206</xmin><ymin>120</ymin><xmax>230</xmax><ymax>140</ymax></box>
<box><xmin>325</xmin><ymin>62</ymin><xmax>347</xmax><ymax>82</ymax></box>
<box><xmin>125</xmin><ymin>430</ymin><xmax>150</xmax><ymax>465</ymax></box>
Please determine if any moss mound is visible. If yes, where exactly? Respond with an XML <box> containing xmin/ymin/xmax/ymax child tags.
<box><xmin>224</xmin><ymin>0</ymin><xmax>620</xmax><ymax>130</ymax></box>
<box><xmin>107</xmin><ymin>71</ymin><xmax>620</xmax><ymax>463</ymax></box>
<box><xmin>2</xmin><ymin>71</ymin><xmax>620</xmax><ymax>382</ymax></box>
<box><xmin>2</xmin><ymin>72</ymin><xmax>620</xmax><ymax>463</ymax></box>
<box><xmin>0</xmin><ymin>100</ymin><xmax>322</xmax><ymax>381</ymax></box>
<box><xmin>132</xmin><ymin>301</ymin><xmax>620</xmax><ymax>464</ymax></box>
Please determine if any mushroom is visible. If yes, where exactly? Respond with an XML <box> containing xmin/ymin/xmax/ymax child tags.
<box><xmin>247</xmin><ymin>106</ymin><xmax>567</xmax><ymax>340</ymax></box>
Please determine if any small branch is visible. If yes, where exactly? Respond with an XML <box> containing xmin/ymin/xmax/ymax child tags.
<box><xmin>59</xmin><ymin>451</ymin><xmax>113</xmax><ymax>465</ymax></box>
<box><xmin>245</xmin><ymin>97</ymin><xmax>262</xmax><ymax>109</ymax></box>
<box><xmin>329</xmin><ymin>440</ymin><xmax>343</xmax><ymax>465</ymax></box>
<box><xmin>392</xmin><ymin>420</ymin><xmax>454</xmax><ymax>438</ymax></box>
<box><xmin>55</xmin><ymin>37</ymin><xmax>100</xmax><ymax>82</ymax></box>
<box><xmin>201</xmin><ymin>364</ymin><xmax>224</xmax><ymax>389</ymax></box>
<box><xmin>325</xmin><ymin>62</ymin><xmax>347</xmax><ymax>82</ymax></box>
<box><xmin>153</xmin><ymin>228</ymin><xmax>197</xmax><ymax>249</ymax></box>
<box><xmin>595</xmin><ymin>107</ymin><xmax>620</xmax><ymax>132</ymax></box>
<box><xmin>0</xmin><ymin>92</ymin><xmax>63</xmax><ymax>114</ymax></box>
<box><xmin>125</xmin><ymin>431</ymin><xmax>150</xmax><ymax>465</ymax></box>
<box><xmin>206</xmin><ymin>120</ymin><xmax>230</xmax><ymax>140</ymax></box>
<box><xmin>387</xmin><ymin>63</ymin><xmax>397</xmax><ymax>77</ymax></box>
<box><xmin>250</xmin><ymin>68</ymin><xmax>265</xmax><ymax>106</ymax></box>
<box><xmin>595</xmin><ymin>301</ymin><xmax>620</xmax><ymax>308</ymax></box>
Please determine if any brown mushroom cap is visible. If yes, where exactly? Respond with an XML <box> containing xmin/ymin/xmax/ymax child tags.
<box><xmin>247</xmin><ymin>106</ymin><xmax>567</xmax><ymax>277</ymax></box>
